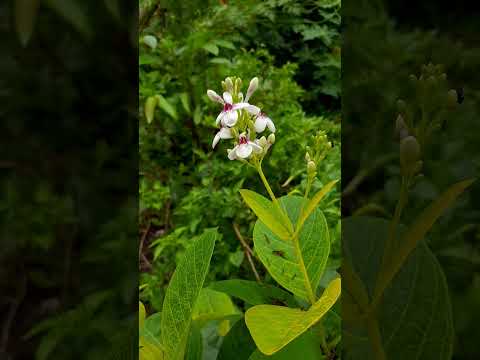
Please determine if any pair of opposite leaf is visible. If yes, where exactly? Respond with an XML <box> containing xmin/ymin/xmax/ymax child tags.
<box><xmin>240</xmin><ymin>180</ymin><xmax>341</xmax><ymax>355</ymax></box>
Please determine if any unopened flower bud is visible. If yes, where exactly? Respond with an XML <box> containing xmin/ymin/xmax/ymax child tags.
<box><xmin>142</xmin><ymin>35</ymin><xmax>157</xmax><ymax>49</ymax></box>
<box><xmin>258</xmin><ymin>136</ymin><xmax>268</xmax><ymax>147</ymax></box>
<box><xmin>207</xmin><ymin>89</ymin><xmax>223</xmax><ymax>103</ymax></box>
<box><xmin>395</xmin><ymin>114</ymin><xmax>409</xmax><ymax>139</ymax></box>
<box><xmin>238</xmin><ymin>92</ymin><xmax>244</xmax><ymax>102</ymax></box>
<box><xmin>305</xmin><ymin>152</ymin><xmax>311</xmax><ymax>162</ymax></box>
<box><xmin>267</xmin><ymin>133</ymin><xmax>275</xmax><ymax>144</ymax></box>
<box><xmin>235</xmin><ymin>78</ymin><xmax>242</xmax><ymax>92</ymax></box>
<box><xmin>400</xmin><ymin>136</ymin><xmax>421</xmax><ymax>171</ymax></box>
<box><xmin>307</xmin><ymin>161</ymin><xmax>317</xmax><ymax>174</ymax></box>
<box><xmin>225</xmin><ymin>77</ymin><xmax>234</xmax><ymax>93</ymax></box>
<box><xmin>245</xmin><ymin>77</ymin><xmax>259</xmax><ymax>101</ymax></box>
<box><xmin>447</xmin><ymin>89</ymin><xmax>458</xmax><ymax>108</ymax></box>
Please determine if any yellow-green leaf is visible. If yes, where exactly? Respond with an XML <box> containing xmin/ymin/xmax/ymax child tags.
<box><xmin>160</xmin><ymin>229</ymin><xmax>218</xmax><ymax>360</ymax></box>
<box><xmin>144</xmin><ymin>96</ymin><xmax>157</xmax><ymax>124</ymax></box>
<box><xmin>15</xmin><ymin>0</ymin><xmax>40</xmax><ymax>46</ymax></box>
<box><xmin>245</xmin><ymin>277</ymin><xmax>341</xmax><ymax>355</ymax></box>
<box><xmin>295</xmin><ymin>179</ymin><xmax>338</xmax><ymax>233</ymax></box>
<box><xmin>156</xmin><ymin>95</ymin><xmax>178</xmax><ymax>120</ymax></box>
<box><xmin>139</xmin><ymin>302</ymin><xmax>146</xmax><ymax>328</ymax></box>
<box><xmin>240</xmin><ymin>189</ymin><xmax>291</xmax><ymax>241</ymax></box>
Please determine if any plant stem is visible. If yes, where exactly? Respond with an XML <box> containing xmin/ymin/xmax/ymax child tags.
<box><xmin>367</xmin><ymin>314</ymin><xmax>387</xmax><ymax>360</ymax></box>
<box><xmin>255</xmin><ymin>161</ymin><xmax>293</xmax><ymax>233</ymax></box>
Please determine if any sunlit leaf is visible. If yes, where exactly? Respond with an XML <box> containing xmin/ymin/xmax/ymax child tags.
<box><xmin>155</xmin><ymin>95</ymin><xmax>178</xmax><ymax>120</ymax></box>
<box><xmin>160</xmin><ymin>229</ymin><xmax>218</xmax><ymax>360</ymax></box>
<box><xmin>144</xmin><ymin>96</ymin><xmax>157</xmax><ymax>123</ymax></box>
<box><xmin>245</xmin><ymin>278</ymin><xmax>340</xmax><ymax>355</ymax></box>
<box><xmin>239</xmin><ymin>189</ymin><xmax>291</xmax><ymax>241</ymax></box>
<box><xmin>203</xmin><ymin>43</ymin><xmax>219</xmax><ymax>55</ymax></box>
<box><xmin>253</xmin><ymin>195</ymin><xmax>330</xmax><ymax>301</ymax></box>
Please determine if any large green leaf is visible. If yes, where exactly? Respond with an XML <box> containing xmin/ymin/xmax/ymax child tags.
<box><xmin>343</xmin><ymin>217</ymin><xmax>453</xmax><ymax>360</ymax></box>
<box><xmin>192</xmin><ymin>288</ymin><xmax>239</xmax><ymax>324</ymax></box>
<box><xmin>209</xmin><ymin>280</ymin><xmax>297</xmax><ymax>307</ymax></box>
<box><xmin>217</xmin><ymin>320</ymin><xmax>256</xmax><ymax>360</ymax></box>
<box><xmin>240</xmin><ymin>190</ymin><xmax>292</xmax><ymax>241</ymax></box>
<box><xmin>253</xmin><ymin>195</ymin><xmax>330</xmax><ymax>301</ymax></box>
<box><xmin>185</xmin><ymin>323</ymin><xmax>203</xmax><ymax>360</ymax></box>
<box><xmin>248</xmin><ymin>329</ymin><xmax>324</xmax><ymax>360</ymax></box>
<box><xmin>245</xmin><ymin>278</ymin><xmax>340</xmax><ymax>355</ymax></box>
<box><xmin>155</xmin><ymin>95</ymin><xmax>178</xmax><ymax>120</ymax></box>
<box><xmin>140</xmin><ymin>313</ymin><xmax>164</xmax><ymax>360</ymax></box>
<box><xmin>160</xmin><ymin>229</ymin><xmax>218</xmax><ymax>360</ymax></box>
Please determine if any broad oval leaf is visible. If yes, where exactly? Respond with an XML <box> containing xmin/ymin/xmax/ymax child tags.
<box><xmin>343</xmin><ymin>217</ymin><xmax>454</xmax><ymax>360</ymax></box>
<box><xmin>217</xmin><ymin>319</ymin><xmax>256</xmax><ymax>360</ymax></box>
<box><xmin>209</xmin><ymin>279</ymin><xmax>297</xmax><ymax>307</ymax></box>
<box><xmin>192</xmin><ymin>288</ymin><xmax>240</xmax><ymax>331</ymax></box>
<box><xmin>253</xmin><ymin>195</ymin><xmax>330</xmax><ymax>301</ymax></box>
<box><xmin>245</xmin><ymin>278</ymin><xmax>340</xmax><ymax>355</ymax></box>
<box><xmin>240</xmin><ymin>189</ymin><xmax>292</xmax><ymax>241</ymax></box>
<box><xmin>160</xmin><ymin>229</ymin><xmax>218</xmax><ymax>360</ymax></box>
<box><xmin>248</xmin><ymin>330</ymin><xmax>324</xmax><ymax>360</ymax></box>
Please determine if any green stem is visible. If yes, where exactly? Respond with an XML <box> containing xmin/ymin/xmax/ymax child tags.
<box><xmin>256</xmin><ymin>161</ymin><xmax>293</xmax><ymax>234</ymax></box>
<box><xmin>367</xmin><ymin>314</ymin><xmax>387</xmax><ymax>360</ymax></box>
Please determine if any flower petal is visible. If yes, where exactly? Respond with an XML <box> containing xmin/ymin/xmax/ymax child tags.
<box><xmin>216</xmin><ymin>111</ymin><xmax>225</xmax><ymax>126</ymax></box>
<box><xmin>245</xmin><ymin>77</ymin><xmax>258</xmax><ymax>102</ymax></box>
<box><xmin>212</xmin><ymin>133</ymin><xmax>221</xmax><ymax>148</ymax></box>
<box><xmin>207</xmin><ymin>90</ymin><xmax>224</xmax><ymax>104</ymax></box>
<box><xmin>228</xmin><ymin>147</ymin><xmax>238</xmax><ymax>160</ymax></box>
<box><xmin>266</xmin><ymin>117</ymin><xmax>276</xmax><ymax>133</ymax></box>
<box><xmin>223</xmin><ymin>92</ymin><xmax>233</xmax><ymax>105</ymax></box>
<box><xmin>254</xmin><ymin>115</ymin><xmax>267</xmax><ymax>133</ymax></box>
<box><xmin>222</xmin><ymin>110</ymin><xmax>238</xmax><ymax>127</ymax></box>
<box><xmin>246</xmin><ymin>105</ymin><xmax>261</xmax><ymax>115</ymax></box>
<box><xmin>218</xmin><ymin>127</ymin><xmax>233</xmax><ymax>139</ymax></box>
<box><xmin>249</xmin><ymin>141</ymin><xmax>263</xmax><ymax>153</ymax></box>
<box><xmin>236</xmin><ymin>144</ymin><xmax>253</xmax><ymax>159</ymax></box>
<box><xmin>231</xmin><ymin>102</ymin><xmax>250</xmax><ymax>111</ymax></box>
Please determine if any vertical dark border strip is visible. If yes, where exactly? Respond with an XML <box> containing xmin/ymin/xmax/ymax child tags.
<box><xmin>0</xmin><ymin>1</ymin><xmax>138</xmax><ymax>358</ymax></box>
<box><xmin>342</xmin><ymin>0</ymin><xmax>480</xmax><ymax>359</ymax></box>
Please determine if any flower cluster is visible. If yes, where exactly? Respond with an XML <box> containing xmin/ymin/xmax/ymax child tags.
<box><xmin>207</xmin><ymin>77</ymin><xmax>276</xmax><ymax>162</ymax></box>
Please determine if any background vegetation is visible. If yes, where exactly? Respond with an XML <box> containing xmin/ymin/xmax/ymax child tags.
<box><xmin>139</xmin><ymin>0</ymin><xmax>341</xmax><ymax>357</ymax></box>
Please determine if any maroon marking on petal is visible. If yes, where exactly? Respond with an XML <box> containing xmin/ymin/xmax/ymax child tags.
<box><xmin>224</xmin><ymin>103</ymin><xmax>233</xmax><ymax>111</ymax></box>
<box><xmin>239</xmin><ymin>135</ymin><xmax>248</xmax><ymax>144</ymax></box>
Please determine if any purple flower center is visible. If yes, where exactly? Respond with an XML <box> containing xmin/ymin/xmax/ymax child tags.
<box><xmin>223</xmin><ymin>103</ymin><xmax>233</xmax><ymax>112</ymax></box>
<box><xmin>239</xmin><ymin>136</ymin><xmax>248</xmax><ymax>145</ymax></box>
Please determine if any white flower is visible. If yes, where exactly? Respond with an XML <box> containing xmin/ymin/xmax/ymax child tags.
<box><xmin>212</xmin><ymin>127</ymin><xmax>233</xmax><ymax>149</ymax></box>
<box><xmin>245</xmin><ymin>77</ymin><xmax>259</xmax><ymax>102</ymax></box>
<box><xmin>254</xmin><ymin>112</ymin><xmax>276</xmax><ymax>133</ymax></box>
<box><xmin>227</xmin><ymin>133</ymin><xmax>262</xmax><ymax>160</ymax></box>
<box><xmin>206</xmin><ymin>90</ymin><xmax>260</xmax><ymax>127</ymax></box>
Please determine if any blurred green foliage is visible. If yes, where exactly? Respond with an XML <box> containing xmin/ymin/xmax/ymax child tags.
<box><xmin>139</xmin><ymin>0</ymin><xmax>341</xmax><ymax>356</ymax></box>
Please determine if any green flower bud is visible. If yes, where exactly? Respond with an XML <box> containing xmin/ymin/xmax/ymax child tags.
<box><xmin>447</xmin><ymin>89</ymin><xmax>458</xmax><ymax>108</ymax></box>
<box><xmin>395</xmin><ymin>114</ymin><xmax>408</xmax><ymax>139</ymax></box>
<box><xmin>221</xmin><ymin>81</ymin><xmax>227</xmax><ymax>91</ymax></box>
<box><xmin>258</xmin><ymin>136</ymin><xmax>268</xmax><ymax>147</ymax></box>
<box><xmin>307</xmin><ymin>160</ymin><xmax>317</xmax><ymax>174</ymax></box>
<box><xmin>305</xmin><ymin>152</ymin><xmax>311</xmax><ymax>162</ymax></box>
<box><xmin>235</xmin><ymin>78</ymin><xmax>242</xmax><ymax>92</ymax></box>
<box><xmin>400</xmin><ymin>136</ymin><xmax>421</xmax><ymax>170</ymax></box>
<box><xmin>225</xmin><ymin>77</ymin><xmax>234</xmax><ymax>93</ymax></box>
<box><xmin>267</xmin><ymin>133</ymin><xmax>275</xmax><ymax>144</ymax></box>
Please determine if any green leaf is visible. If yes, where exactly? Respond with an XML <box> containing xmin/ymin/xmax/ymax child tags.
<box><xmin>245</xmin><ymin>278</ymin><xmax>340</xmax><ymax>355</ymax></box>
<box><xmin>215</xmin><ymin>39</ymin><xmax>236</xmax><ymax>49</ymax></box>
<box><xmin>239</xmin><ymin>189</ymin><xmax>291</xmax><ymax>241</ymax></box>
<box><xmin>192</xmin><ymin>288</ymin><xmax>240</xmax><ymax>325</ymax></box>
<box><xmin>203</xmin><ymin>43</ymin><xmax>219</xmax><ymax>55</ymax></box>
<box><xmin>160</xmin><ymin>229</ymin><xmax>218</xmax><ymax>360</ymax></box>
<box><xmin>144</xmin><ymin>96</ymin><xmax>157</xmax><ymax>124</ymax></box>
<box><xmin>179</xmin><ymin>92</ymin><xmax>191</xmax><ymax>114</ymax></box>
<box><xmin>185</xmin><ymin>323</ymin><xmax>203</xmax><ymax>360</ymax></box>
<box><xmin>295</xmin><ymin>179</ymin><xmax>338</xmax><ymax>233</ymax></box>
<box><xmin>229</xmin><ymin>250</ymin><xmax>244</xmax><ymax>267</ymax></box>
<box><xmin>253</xmin><ymin>195</ymin><xmax>330</xmax><ymax>301</ymax></box>
<box><xmin>139</xmin><ymin>302</ymin><xmax>146</xmax><ymax>328</ymax></box>
<box><xmin>248</xmin><ymin>330</ymin><xmax>324</xmax><ymax>360</ymax></box>
<box><xmin>376</xmin><ymin>178</ymin><xmax>474</xmax><ymax>300</ymax></box>
<box><xmin>217</xmin><ymin>320</ymin><xmax>256</xmax><ymax>360</ymax></box>
<box><xmin>209</xmin><ymin>280</ymin><xmax>297</xmax><ymax>307</ymax></box>
<box><xmin>44</xmin><ymin>0</ymin><xmax>92</xmax><ymax>39</ymax></box>
<box><xmin>15</xmin><ymin>0</ymin><xmax>40</xmax><ymax>46</ymax></box>
<box><xmin>343</xmin><ymin>216</ymin><xmax>454</xmax><ymax>359</ymax></box>
<box><xmin>155</xmin><ymin>95</ymin><xmax>178</xmax><ymax>120</ymax></box>
<box><xmin>140</xmin><ymin>313</ymin><xmax>165</xmax><ymax>360</ymax></box>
